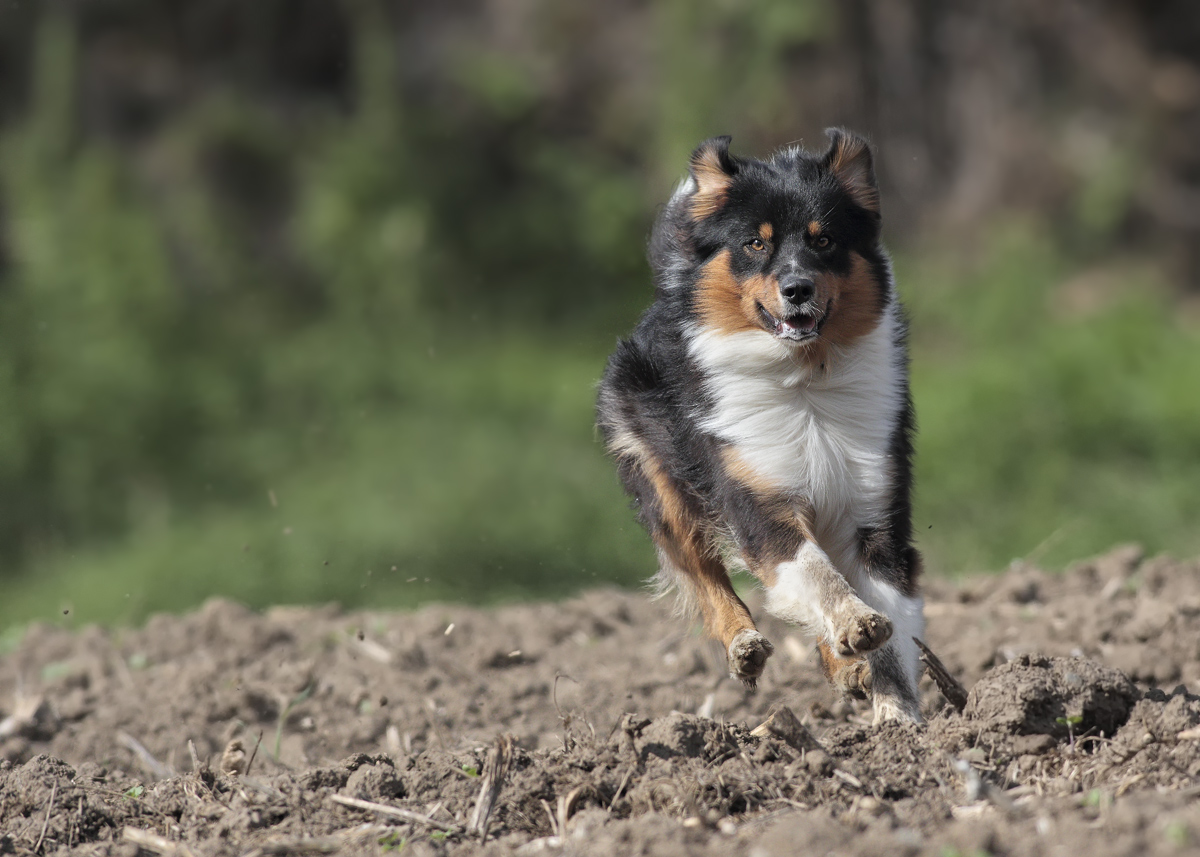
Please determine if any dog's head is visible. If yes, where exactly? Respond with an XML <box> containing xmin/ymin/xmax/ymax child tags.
<box><xmin>661</xmin><ymin>130</ymin><xmax>890</xmax><ymax>353</ymax></box>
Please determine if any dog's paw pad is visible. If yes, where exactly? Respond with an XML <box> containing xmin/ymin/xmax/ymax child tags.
<box><xmin>834</xmin><ymin>610</ymin><xmax>892</xmax><ymax>658</ymax></box>
<box><xmin>830</xmin><ymin>658</ymin><xmax>872</xmax><ymax>699</ymax></box>
<box><xmin>728</xmin><ymin>629</ymin><xmax>774</xmax><ymax>689</ymax></box>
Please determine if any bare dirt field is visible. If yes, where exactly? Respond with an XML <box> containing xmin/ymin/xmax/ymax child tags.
<box><xmin>4</xmin><ymin>544</ymin><xmax>1200</xmax><ymax>856</ymax></box>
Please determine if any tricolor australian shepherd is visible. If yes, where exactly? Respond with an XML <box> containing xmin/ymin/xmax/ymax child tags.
<box><xmin>597</xmin><ymin>130</ymin><xmax>924</xmax><ymax>723</ymax></box>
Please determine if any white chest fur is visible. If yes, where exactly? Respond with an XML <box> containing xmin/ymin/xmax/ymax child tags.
<box><xmin>688</xmin><ymin>303</ymin><xmax>905</xmax><ymax>563</ymax></box>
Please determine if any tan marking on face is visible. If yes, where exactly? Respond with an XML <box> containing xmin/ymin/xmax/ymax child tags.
<box><xmin>758</xmin><ymin>222</ymin><xmax>774</xmax><ymax>242</ymax></box>
<box><xmin>807</xmin><ymin>220</ymin><xmax>823</xmax><ymax>237</ymax></box>
<box><xmin>816</xmin><ymin>252</ymin><xmax>886</xmax><ymax>348</ymax></box>
<box><xmin>766</xmin><ymin>252</ymin><xmax>885</xmax><ymax>373</ymax></box>
<box><xmin>695</xmin><ymin>250</ymin><xmax>784</xmax><ymax>336</ymax></box>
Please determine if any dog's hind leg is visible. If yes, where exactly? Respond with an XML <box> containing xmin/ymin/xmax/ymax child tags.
<box><xmin>619</xmin><ymin>453</ymin><xmax>772</xmax><ymax>688</ymax></box>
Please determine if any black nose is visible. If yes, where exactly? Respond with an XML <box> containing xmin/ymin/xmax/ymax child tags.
<box><xmin>780</xmin><ymin>276</ymin><xmax>816</xmax><ymax>304</ymax></box>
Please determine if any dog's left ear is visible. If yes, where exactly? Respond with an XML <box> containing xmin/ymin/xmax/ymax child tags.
<box><xmin>823</xmin><ymin>128</ymin><xmax>879</xmax><ymax>215</ymax></box>
<box><xmin>689</xmin><ymin>136</ymin><xmax>739</xmax><ymax>220</ymax></box>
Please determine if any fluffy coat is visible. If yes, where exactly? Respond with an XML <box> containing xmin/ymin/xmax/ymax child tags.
<box><xmin>596</xmin><ymin>130</ymin><xmax>925</xmax><ymax>722</ymax></box>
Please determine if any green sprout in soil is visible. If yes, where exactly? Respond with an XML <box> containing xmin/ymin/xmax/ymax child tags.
<box><xmin>378</xmin><ymin>832</ymin><xmax>406</xmax><ymax>852</ymax></box>
<box><xmin>1057</xmin><ymin>714</ymin><xmax>1084</xmax><ymax>751</ymax></box>
<box><xmin>1165</xmin><ymin>821</ymin><xmax>1189</xmax><ymax>847</ymax></box>
<box><xmin>274</xmin><ymin>679</ymin><xmax>317</xmax><ymax>760</ymax></box>
<box><xmin>40</xmin><ymin>661</ymin><xmax>73</xmax><ymax>682</ymax></box>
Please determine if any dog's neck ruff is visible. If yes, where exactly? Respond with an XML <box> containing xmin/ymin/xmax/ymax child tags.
<box><xmin>686</xmin><ymin>300</ymin><xmax>905</xmax><ymax>546</ymax></box>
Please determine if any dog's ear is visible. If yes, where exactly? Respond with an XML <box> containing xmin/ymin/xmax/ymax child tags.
<box><xmin>823</xmin><ymin>128</ymin><xmax>879</xmax><ymax>215</ymax></box>
<box><xmin>688</xmin><ymin>136</ymin><xmax>738</xmax><ymax>220</ymax></box>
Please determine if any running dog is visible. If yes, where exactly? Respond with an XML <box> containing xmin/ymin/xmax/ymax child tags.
<box><xmin>596</xmin><ymin>130</ymin><xmax>924</xmax><ymax>722</ymax></box>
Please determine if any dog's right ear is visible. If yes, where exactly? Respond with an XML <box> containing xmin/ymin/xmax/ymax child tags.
<box><xmin>688</xmin><ymin>136</ymin><xmax>738</xmax><ymax>220</ymax></box>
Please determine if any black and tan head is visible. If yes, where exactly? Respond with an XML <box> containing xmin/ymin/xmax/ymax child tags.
<box><xmin>654</xmin><ymin>129</ymin><xmax>892</xmax><ymax>359</ymax></box>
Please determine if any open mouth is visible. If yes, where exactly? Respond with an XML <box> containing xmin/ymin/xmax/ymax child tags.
<box><xmin>757</xmin><ymin>302</ymin><xmax>827</xmax><ymax>342</ymax></box>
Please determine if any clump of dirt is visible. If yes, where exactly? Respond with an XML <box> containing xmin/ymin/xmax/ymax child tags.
<box><xmin>2</xmin><ymin>546</ymin><xmax>1200</xmax><ymax>855</ymax></box>
<box><xmin>963</xmin><ymin>654</ymin><xmax>1138</xmax><ymax>738</ymax></box>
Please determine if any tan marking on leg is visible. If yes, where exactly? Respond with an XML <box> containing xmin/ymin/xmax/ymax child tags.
<box><xmin>719</xmin><ymin>448</ymin><xmax>815</xmax><ymax>532</ymax></box>
<box><xmin>604</xmin><ymin>425</ymin><xmax>651</xmax><ymax>461</ymax></box>
<box><xmin>628</xmin><ymin>449</ymin><xmax>776</xmax><ymax>687</ymax></box>
<box><xmin>719</xmin><ymin>447</ymin><xmax>817</xmax><ymax>586</ymax></box>
<box><xmin>817</xmin><ymin>641</ymin><xmax>871</xmax><ymax>699</ymax></box>
<box><xmin>638</xmin><ymin>456</ymin><xmax>758</xmax><ymax>650</ymax></box>
<box><xmin>720</xmin><ymin>445</ymin><xmax>783</xmax><ymax>496</ymax></box>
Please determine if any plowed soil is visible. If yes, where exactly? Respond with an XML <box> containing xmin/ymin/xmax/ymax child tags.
<box><xmin>5</xmin><ymin>545</ymin><xmax>1200</xmax><ymax>856</ymax></box>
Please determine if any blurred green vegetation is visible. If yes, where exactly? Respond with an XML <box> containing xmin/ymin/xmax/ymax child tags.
<box><xmin>1</xmin><ymin>8</ymin><xmax>1197</xmax><ymax>632</ymax></box>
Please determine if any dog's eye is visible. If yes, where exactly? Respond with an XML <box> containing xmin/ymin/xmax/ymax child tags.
<box><xmin>815</xmin><ymin>235</ymin><xmax>832</xmax><ymax>250</ymax></box>
<box><xmin>746</xmin><ymin>238</ymin><xmax>767</xmax><ymax>253</ymax></box>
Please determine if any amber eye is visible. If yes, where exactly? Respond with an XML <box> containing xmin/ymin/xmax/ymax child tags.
<box><xmin>815</xmin><ymin>235</ymin><xmax>832</xmax><ymax>249</ymax></box>
<box><xmin>746</xmin><ymin>238</ymin><xmax>767</xmax><ymax>252</ymax></box>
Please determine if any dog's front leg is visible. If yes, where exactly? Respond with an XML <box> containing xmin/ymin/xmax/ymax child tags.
<box><xmin>846</xmin><ymin>559</ymin><xmax>926</xmax><ymax>724</ymax></box>
<box><xmin>762</xmin><ymin>541</ymin><xmax>926</xmax><ymax>722</ymax></box>
<box><xmin>762</xmin><ymin>540</ymin><xmax>893</xmax><ymax>659</ymax></box>
<box><xmin>617</xmin><ymin>448</ymin><xmax>775</xmax><ymax>689</ymax></box>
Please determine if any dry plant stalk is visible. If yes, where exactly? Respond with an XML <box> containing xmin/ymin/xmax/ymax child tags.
<box><xmin>122</xmin><ymin>827</ymin><xmax>198</xmax><ymax>857</ymax></box>
<box><xmin>914</xmin><ymin>638</ymin><xmax>969</xmax><ymax>712</ymax></box>
<box><xmin>187</xmin><ymin>739</ymin><xmax>205</xmax><ymax>774</ymax></box>
<box><xmin>750</xmin><ymin>705</ymin><xmax>823</xmax><ymax>753</ymax></box>
<box><xmin>219</xmin><ymin>738</ymin><xmax>247</xmax><ymax>776</ymax></box>
<box><xmin>327</xmin><ymin>794</ymin><xmax>461</xmax><ymax>833</ymax></box>
<box><xmin>468</xmin><ymin>734</ymin><xmax>515</xmax><ymax>839</ymax></box>
<box><xmin>118</xmin><ymin>731</ymin><xmax>175</xmax><ymax>781</ymax></box>
<box><xmin>34</xmin><ymin>781</ymin><xmax>56</xmax><ymax>854</ymax></box>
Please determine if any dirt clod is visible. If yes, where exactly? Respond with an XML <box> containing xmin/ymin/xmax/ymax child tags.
<box><xmin>634</xmin><ymin>712</ymin><xmax>736</xmax><ymax>761</ymax></box>
<box><xmin>344</xmin><ymin>760</ymin><xmax>404</xmax><ymax>801</ymax></box>
<box><xmin>964</xmin><ymin>654</ymin><xmax>1139</xmax><ymax>738</ymax></box>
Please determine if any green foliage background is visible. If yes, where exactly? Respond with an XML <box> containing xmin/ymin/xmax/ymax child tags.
<box><xmin>1</xmin><ymin>7</ymin><xmax>1197</xmax><ymax>631</ymax></box>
